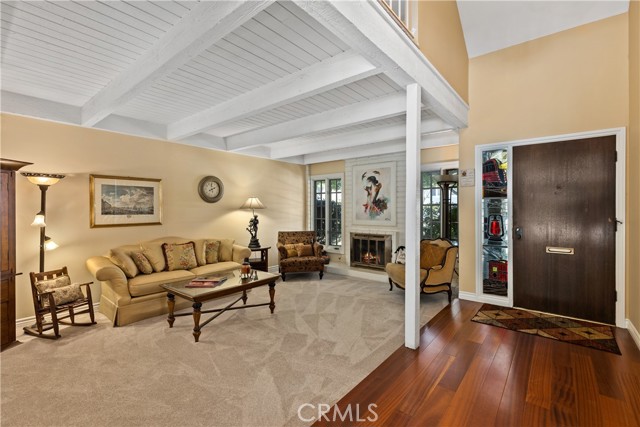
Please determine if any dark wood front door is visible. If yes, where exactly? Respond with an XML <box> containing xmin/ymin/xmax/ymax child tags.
<box><xmin>513</xmin><ymin>136</ymin><xmax>617</xmax><ymax>324</ymax></box>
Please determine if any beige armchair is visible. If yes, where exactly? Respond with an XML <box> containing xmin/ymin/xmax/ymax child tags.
<box><xmin>385</xmin><ymin>238</ymin><xmax>458</xmax><ymax>302</ymax></box>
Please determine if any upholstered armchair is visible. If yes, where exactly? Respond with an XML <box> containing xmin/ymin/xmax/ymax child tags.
<box><xmin>277</xmin><ymin>231</ymin><xmax>324</xmax><ymax>281</ymax></box>
<box><xmin>385</xmin><ymin>238</ymin><xmax>458</xmax><ymax>302</ymax></box>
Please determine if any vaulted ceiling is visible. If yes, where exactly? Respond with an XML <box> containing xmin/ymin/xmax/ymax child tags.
<box><xmin>1</xmin><ymin>0</ymin><xmax>467</xmax><ymax>164</ymax></box>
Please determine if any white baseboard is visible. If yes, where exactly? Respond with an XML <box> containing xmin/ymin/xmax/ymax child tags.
<box><xmin>626</xmin><ymin>318</ymin><xmax>640</xmax><ymax>351</ymax></box>
<box><xmin>15</xmin><ymin>302</ymin><xmax>101</xmax><ymax>330</ymax></box>
<box><xmin>459</xmin><ymin>291</ymin><xmax>510</xmax><ymax>307</ymax></box>
<box><xmin>325</xmin><ymin>263</ymin><xmax>387</xmax><ymax>283</ymax></box>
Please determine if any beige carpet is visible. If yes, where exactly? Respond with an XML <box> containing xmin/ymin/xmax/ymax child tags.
<box><xmin>1</xmin><ymin>273</ymin><xmax>452</xmax><ymax>427</ymax></box>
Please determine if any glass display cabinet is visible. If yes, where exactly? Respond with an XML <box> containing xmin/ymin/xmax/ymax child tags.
<box><xmin>481</xmin><ymin>148</ymin><xmax>509</xmax><ymax>296</ymax></box>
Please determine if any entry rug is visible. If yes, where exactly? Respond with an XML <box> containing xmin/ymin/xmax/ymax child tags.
<box><xmin>472</xmin><ymin>304</ymin><xmax>621</xmax><ymax>355</ymax></box>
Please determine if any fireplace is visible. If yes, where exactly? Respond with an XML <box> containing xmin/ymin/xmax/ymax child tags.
<box><xmin>350</xmin><ymin>233</ymin><xmax>392</xmax><ymax>270</ymax></box>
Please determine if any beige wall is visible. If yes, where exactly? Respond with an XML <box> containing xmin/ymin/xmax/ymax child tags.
<box><xmin>309</xmin><ymin>160</ymin><xmax>345</xmax><ymax>176</ymax></box>
<box><xmin>1</xmin><ymin>114</ymin><xmax>306</xmax><ymax>319</ymax></box>
<box><xmin>417</xmin><ymin>0</ymin><xmax>469</xmax><ymax>103</ymax></box>
<box><xmin>420</xmin><ymin>145</ymin><xmax>458</xmax><ymax>164</ymax></box>
<box><xmin>458</xmin><ymin>14</ymin><xmax>634</xmax><ymax>319</ymax></box>
<box><xmin>628</xmin><ymin>2</ymin><xmax>640</xmax><ymax>330</ymax></box>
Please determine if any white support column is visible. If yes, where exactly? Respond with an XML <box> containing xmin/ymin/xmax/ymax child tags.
<box><xmin>405</xmin><ymin>83</ymin><xmax>421</xmax><ymax>349</ymax></box>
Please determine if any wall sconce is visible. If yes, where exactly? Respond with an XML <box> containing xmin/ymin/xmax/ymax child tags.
<box><xmin>21</xmin><ymin>172</ymin><xmax>65</xmax><ymax>272</ymax></box>
<box><xmin>240</xmin><ymin>197</ymin><xmax>265</xmax><ymax>249</ymax></box>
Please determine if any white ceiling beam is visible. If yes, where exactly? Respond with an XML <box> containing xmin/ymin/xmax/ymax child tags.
<box><xmin>299</xmin><ymin>131</ymin><xmax>459</xmax><ymax>164</ymax></box>
<box><xmin>293</xmin><ymin>0</ymin><xmax>468</xmax><ymax>129</ymax></box>
<box><xmin>270</xmin><ymin>118</ymin><xmax>452</xmax><ymax>159</ymax></box>
<box><xmin>226</xmin><ymin>92</ymin><xmax>406</xmax><ymax>151</ymax></box>
<box><xmin>81</xmin><ymin>0</ymin><xmax>274</xmax><ymax>127</ymax></box>
<box><xmin>168</xmin><ymin>51</ymin><xmax>379</xmax><ymax>140</ymax></box>
<box><xmin>2</xmin><ymin>91</ymin><xmax>81</xmax><ymax>124</ymax></box>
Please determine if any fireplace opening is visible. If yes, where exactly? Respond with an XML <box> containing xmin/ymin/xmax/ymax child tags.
<box><xmin>350</xmin><ymin>234</ymin><xmax>392</xmax><ymax>270</ymax></box>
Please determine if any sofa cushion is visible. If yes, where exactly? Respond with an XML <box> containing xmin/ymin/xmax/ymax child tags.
<box><xmin>162</xmin><ymin>242</ymin><xmax>198</xmax><ymax>271</ymax></box>
<box><xmin>131</xmin><ymin>252</ymin><xmax>153</xmax><ymax>274</ymax></box>
<box><xmin>204</xmin><ymin>240</ymin><xmax>221</xmax><ymax>264</ymax></box>
<box><xmin>217</xmin><ymin>238</ymin><xmax>234</xmax><ymax>262</ymax></box>
<box><xmin>128</xmin><ymin>270</ymin><xmax>194</xmax><ymax>297</ymax></box>
<box><xmin>279</xmin><ymin>256</ymin><xmax>325</xmax><ymax>271</ymax></box>
<box><xmin>190</xmin><ymin>262</ymin><xmax>241</xmax><ymax>276</ymax></box>
<box><xmin>35</xmin><ymin>275</ymin><xmax>85</xmax><ymax>307</ymax></box>
<box><xmin>109</xmin><ymin>246</ymin><xmax>140</xmax><ymax>278</ymax></box>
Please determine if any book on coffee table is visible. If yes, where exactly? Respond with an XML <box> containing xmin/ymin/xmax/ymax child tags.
<box><xmin>185</xmin><ymin>275</ymin><xmax>228</xmax><ymax>288</ymax></box>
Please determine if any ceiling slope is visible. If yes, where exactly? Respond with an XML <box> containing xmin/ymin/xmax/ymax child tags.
<box><xmin>0</xmin><ymin>0</ymin><xmax>468</xmax><ymax>164</ymax></box>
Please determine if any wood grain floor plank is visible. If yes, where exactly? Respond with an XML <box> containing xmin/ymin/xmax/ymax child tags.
<box><xmin>494</xmin><ymin>333</ymin><xmax>535</xmax><ymax>426</ymax></box>
<box><xmin>313</xmin><ymin>301</ymin><xmax>640</xmax><ymax>427</ymax></box>
<box><xmin>572</xmin><ymin>350</ymin><xmax>604</xmax><ymax>426</ymax></box>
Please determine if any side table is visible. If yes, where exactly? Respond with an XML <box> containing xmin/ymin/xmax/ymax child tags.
<box><xmin>248</xmin><ymin>247</ymin><xmax>270</xmax><ymax>272</ymax></box>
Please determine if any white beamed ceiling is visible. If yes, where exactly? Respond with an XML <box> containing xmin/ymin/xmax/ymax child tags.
<box><xmin>0</xmin><ymin>0</ymin><xmax>468</xmax><ymax>164</ymax></box>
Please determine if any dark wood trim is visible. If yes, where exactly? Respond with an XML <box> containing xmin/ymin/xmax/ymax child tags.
<box><xmin>313</xmin><ymin>300</ymin><xmax>640</xmax><ymax>426</ymax></box>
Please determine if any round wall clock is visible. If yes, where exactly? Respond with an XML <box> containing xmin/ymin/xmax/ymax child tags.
<box><xmin>198</xmin><ymin>176</ymin><xmax>224</xmax><ymax>203</ymax></box>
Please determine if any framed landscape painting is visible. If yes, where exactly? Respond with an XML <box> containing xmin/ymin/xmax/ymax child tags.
<box><xmin>352</xmin><ymin>162</ymin><xmax>396</xmax><ymax>226</ymax></box>
<box><xmin>90</xmin><ymin>175</ymin><xmax>162</xmax><ymax>228</ymax></box>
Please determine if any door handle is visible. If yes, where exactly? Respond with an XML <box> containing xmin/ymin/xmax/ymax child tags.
<box><xmin>515</xmin><ymin>227</ymin><xmax>523</xmax><ymax>240</ymax></box>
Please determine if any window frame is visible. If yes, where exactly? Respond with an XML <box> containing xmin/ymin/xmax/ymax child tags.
<box><xmin>309</xmin><ymin>173</ymin><xmax>344</xmax><ymax>254</ymax></box>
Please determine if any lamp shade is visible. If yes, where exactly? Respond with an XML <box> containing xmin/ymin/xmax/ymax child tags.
<box><xmin>21</xmin><ymin>172</ymin><xmax>65</xmax><ymax>186</ymax></box>
<box><xmin>240</xmin><ymin>197</ymin><xmax>265</xmax><ymax>210</ymax></box>
<box><xmin>43</xmin><ymin>236</ymin><xmax>58</xmax><ymax>251</ymax></box>
<box><xmin>31</xmin><ymin>212</ymin><xmax>46</xmax><ymax>227</ymax></box>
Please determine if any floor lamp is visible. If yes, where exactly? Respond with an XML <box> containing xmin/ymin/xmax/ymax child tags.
<box><xmin>21</xmin><ymin>172</ymin><xmax>65</xmax><ymax>272</ymax></box>
<box><xmin>436</xmin><ymin>174</ymin><xmax>458</xmax><ymax>241</ymax></box>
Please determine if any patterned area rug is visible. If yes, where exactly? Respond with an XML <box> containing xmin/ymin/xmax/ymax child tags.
<box><xmin>472</xmin><ymin>304</ymin><xmax>621</xmax><ymax>355</ymax></box>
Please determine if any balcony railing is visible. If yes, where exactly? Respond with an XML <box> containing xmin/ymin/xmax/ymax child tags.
<box><xmin>379</xmin><ymin>0</ymin><xmax>418</xmax><ymax>40</ymax></box>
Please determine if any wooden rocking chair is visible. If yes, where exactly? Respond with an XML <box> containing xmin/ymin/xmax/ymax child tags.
<box><xmin>25</xmin><ymin>266</ymin><xmax>96</xmax><ymax>339</ymax></box>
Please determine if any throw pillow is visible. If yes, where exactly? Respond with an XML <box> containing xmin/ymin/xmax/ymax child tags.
<box><xmin>217</xmin><ymin>238</ymin><xmax>235</xmax><ymax>262</ymax></box>
<box><xmin>109</xmin><ymin>249</ymin><xmax>138</xmax><ymax>278</ymax></box>
<box><xmin>296</xmin><ymin>243</ymin><xmax>314</xmax><ymax>257</ymax></box>
<box><xmin>35</xmin><ymin>275</ymin><xmax>84</xmax><ymax>307</ymax></box>
<box><xmin>284</xmin><ymin>243</ymin><xmax>298</xmax><ymax>258</ymax></box>
<box><xmin>162</xmin><ymin>242</ymin><xmax>198</xmax><ymax>271</ymax></box>
<box><xmin>131</xmin><ymin>252</ymin><xmax>153</xmax><ymax>274</ymax></box>
<box><xmin>141</xmin><ymin>242</ymin><xmax>166</xmax><ymax>272</ymax></box>
<box><xmin>203</xmin><ymin>240</ymin><xmax>221</xmax><ymax>264</ymax></box>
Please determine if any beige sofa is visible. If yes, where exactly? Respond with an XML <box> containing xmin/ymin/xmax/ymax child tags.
<box><xmin>86</xmin><ymin>236</ymin><xmax>251</xmax><ymax>326</ymax></box>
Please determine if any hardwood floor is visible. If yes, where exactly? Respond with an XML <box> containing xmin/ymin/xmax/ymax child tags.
<box><xmin>313</xmin><ymin>300</ymin><xmax>640</xmax><ymax>427</ymax></box>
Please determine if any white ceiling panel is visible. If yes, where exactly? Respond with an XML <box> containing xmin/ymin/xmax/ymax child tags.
<box><xmin>1</xmin><ymin>0</ymin><xmax>469</xmax><ymax>164</ymax></box>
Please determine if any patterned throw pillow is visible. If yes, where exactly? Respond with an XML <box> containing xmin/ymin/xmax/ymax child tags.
<box><xmin>162</xmin><ymin>242</ymin><xmax>198</xmax><ymax>271</ymax></box>
<box><xmin>131</xmin><ymin>252</ymin><xmax>153</xmax><ymax>274</ymax></box>
<box><xmin>203</xmin><ymin>240</ymin><xmax>220</xmax><ymax>264</ymax></box>
<box><xmin>35</xmin><ymin>275</ymin><xmax>84</xmax><ymax>307</ymax></box>
<box><xmin>296</xmin><ymin>243</ymin><xmax>314</xmax><ymax>257</ymax></box>
<box><xmin>284</xmin><ymin>244</ymin><xmax>298</xmax><ymax>258</ymax></box>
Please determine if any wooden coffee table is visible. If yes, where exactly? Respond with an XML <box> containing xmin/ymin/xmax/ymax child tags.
<box><xmin>160</xmin><ymin>270</ymin><xmax>280</xmax><ymax>342</ymax></box>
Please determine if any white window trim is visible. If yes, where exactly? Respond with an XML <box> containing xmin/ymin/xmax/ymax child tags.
<box><xmin>420</xmin><ymin>160</ymin><xmax>459</xmax><ymax>173</ymax></box>
<box><xmin>309</xmin><ymin>173</ymin><xmax>345</xmax><ymax>254</ymax></box>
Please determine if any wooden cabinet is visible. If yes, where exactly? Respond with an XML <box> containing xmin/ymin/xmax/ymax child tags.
<box><xmin>1</xmin><ymin>159</ymin><xmax>31</xmax><ymax>351</ymax></box>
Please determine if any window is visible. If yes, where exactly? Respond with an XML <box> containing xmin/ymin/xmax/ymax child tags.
<box><xmin>311</xmin><ymin>175</ymin><xmax>343</xmax><ymax>252</ymax></box>
<box><xmin>421</xmin><ymin>168</ymin><xmax>458</xmax><ymax>243</ymax></box>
